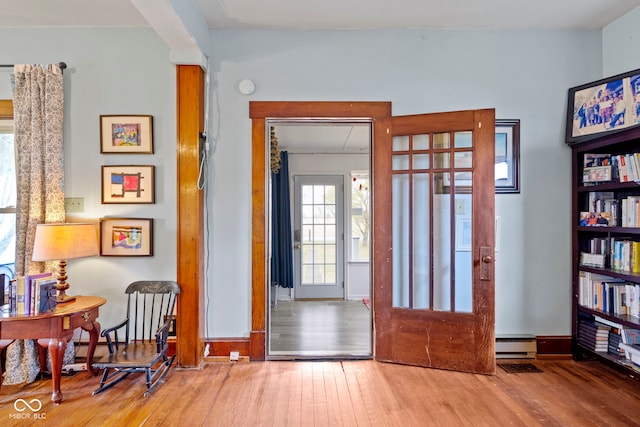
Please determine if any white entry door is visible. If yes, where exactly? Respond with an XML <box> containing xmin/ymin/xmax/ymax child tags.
<box><xmin>293</xmin><ymin>175</ymin><xmax>344</xmax><ymax>299</ymax></box>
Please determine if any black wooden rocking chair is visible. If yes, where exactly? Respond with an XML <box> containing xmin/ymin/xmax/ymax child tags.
<box><xmin>92</xmin><ymin>281</ymin><xmax>180</xmax><ymax>397</ymax></box>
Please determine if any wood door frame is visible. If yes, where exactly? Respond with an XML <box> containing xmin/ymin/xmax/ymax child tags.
<box><xmin>249</xmin><ymin>101</ymin><xmax>391</xmax><ymax>360</ymax></box>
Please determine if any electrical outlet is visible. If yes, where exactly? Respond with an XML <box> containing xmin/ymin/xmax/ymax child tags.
<box><xmin>64</xmin><ymin>197</ymin><xmax>84</xmax><ymax>213</ymax></box>
<box><xmin>230</xmin><ymin>351</ymin><xmax>240</xmax><ymax>361</ymax></box>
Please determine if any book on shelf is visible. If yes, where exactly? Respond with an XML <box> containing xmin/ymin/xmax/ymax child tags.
<box><xmin>620</xmin><ymin>327</ymin><xmax>640</xmax><ymax>345</ymax></box>
<box><xmin>583</xmin><ymin>153</ymin><xmax>612</xmax><ymax>184</ymax></box>
<box><xmin>606</xmin><ymin>238</ymin><xmax>640</xmax><ymax>273</ymax></box>
<box><xmin>626</xmin><ymin>284</ymin><xmax>640</xmax><ymax>318</ymax></box>
<box><xmin>584</xmin><ymin>153</ymin><xmax>612</xmax><ymax>168</ymax></box>
<box><xmin>619</xmin><ymin>343</ymin><xmax>640</xmax><ymax>367</ymax></box>
<box><xmin>621</xmin><ymin>196</ymin><xmax>640</xmax><ymax>227</ymax></box>
<box><xmin>580</xmin><ymin>252</ymin><xmax>606</xmax><ymax>268</ymax></box>
<box><xmin>578</xmin><ymin>271</ymin><xmax>630</xmax><ymax>314</ymax></box>
<box><xmin>578</xmin><ymin>319</ymin><xmax>611</xmax><ymax>352</ymax></box>
<box><xmin>8</xmin><ymin>278</ymin><xmax>16</xmax><ymax>313</ymax></box>
<box><xmin>582</xmin><ymin>152</ymin><xmax>640</xmax><ymax>184</ymax></box>
<box><xmin>583</xmin><ymin>166</ymin><xmax>612</xmax><ymax>183</ymax></box>
<box><xmin>609</xmin><ymin>332</ymin><xmax>624</xmax><ymax>356</ymax></box>
<box><xmin>581</xmin><ymin>191</ymin><xmax>618</xmax><ymax>226</ymax></box>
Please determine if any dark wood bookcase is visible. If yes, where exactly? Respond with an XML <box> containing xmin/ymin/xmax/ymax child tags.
<box><xmin>568</xmin><ymin>126</ymin><xmax>640</xmax><ymax>379</ymax></box>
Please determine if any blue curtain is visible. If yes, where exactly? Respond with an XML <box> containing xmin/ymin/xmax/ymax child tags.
<box><xmin>271</xmin><ymin>151</ymin><xmax>293</xmax><ymax>288</ymax></box>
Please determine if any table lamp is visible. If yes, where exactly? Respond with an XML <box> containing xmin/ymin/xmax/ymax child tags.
<box><xmin>32</xmin><ymin>223</ymin><xmax>99</xmax><ymax>303</ymax></box>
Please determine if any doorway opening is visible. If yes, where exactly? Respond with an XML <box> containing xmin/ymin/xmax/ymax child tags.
<box><xmin>267</xmin><ymin>120</ymin><xmax>372</xmax><ymax>359</ymax></box>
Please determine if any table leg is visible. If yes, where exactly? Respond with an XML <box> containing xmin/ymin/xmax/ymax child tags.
<box><xmin>82</xmin><ymin>321</ymin><xmax>101</xmax><ymax>375</ymax></box>
<box><xmin>0</xmin><ymin>339</ymin><xmax>15</xmax><ymax>388</ymax></box>
<box><xmin>44</xmin><ymin>338</ymin><xmax>67</xmax><ymax>405</ymax></box>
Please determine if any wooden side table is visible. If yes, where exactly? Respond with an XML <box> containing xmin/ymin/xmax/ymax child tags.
<box><xmin>0</xmin><ymin>295</ymin><xmax>106</xmax><ymax>404</ymax></box>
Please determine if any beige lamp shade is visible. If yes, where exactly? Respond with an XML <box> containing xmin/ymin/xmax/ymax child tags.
<box><xmin>32</xmin><ymin>223</ymin><xmax>99</xmax><ymax>262</ymax></box>
<box><xmin>32</xmin><ymin>223</ymin><xmax>99</xmax><ymax>303</ymax></box>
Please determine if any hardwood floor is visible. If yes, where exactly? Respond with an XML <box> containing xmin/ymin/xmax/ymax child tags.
<box><xmin>1</xmin><ymin>358</ymin><xmax>640</xmax><ymax>426</ymax></box>
<box><xmin>269</xmin><ymin>300</ymin><xmax>371</xmax><ymax>357</ymax></box>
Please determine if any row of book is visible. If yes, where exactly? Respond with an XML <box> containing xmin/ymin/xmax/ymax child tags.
<box><xmin>621</xmin><ymin>196</ymin><xmax>640</xmax><ymax>227</ymax></box>
<box><xmin>581</xmin><ymin>237</ymin><xmax>640</xmax><ymax>272</ymax></box>
<box><xmin>582</xmin><ymin>152</ymin><xmax>640</xmax><ymax>184</ymax></box>
<box><xmin>583</xmin><ymin>191</ymin><xmax>618</xmax><ymax>226</ymax></box>
<box><xmin>582</xmin><ymin>316</ymin><xmax>640</xmax><ymax>368</ymax></box>
<box><xmin>581</xmin><ymin>191</ymin><xmax>640</xmax><ymax>228</ymax></box>
<box><xmin>578</xmin><ymin>271</ymin><xmax>640</xmax><ymax>317</ymax></box>
<box><xmin>2</xmin><ymin>272</ymin><xmax>58</xmax><ymax>315</ymax></box>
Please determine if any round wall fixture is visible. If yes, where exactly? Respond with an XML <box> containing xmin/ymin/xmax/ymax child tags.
<box><xmin>238</xmin><ymin>79</ymin><xmax>256</xmax><ymax>95</ymax></box>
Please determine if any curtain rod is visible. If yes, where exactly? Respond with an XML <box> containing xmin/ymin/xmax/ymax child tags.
<box><xmin>0</xmin><ymin>62</ymin><xmax>67</xmax><ymax>72</ymax></box>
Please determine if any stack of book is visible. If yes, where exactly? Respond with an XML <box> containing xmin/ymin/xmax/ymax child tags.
<box><xmin>609</xmin><ymin>330</ymin><xmax>624</xmax><ymax>356</ymax></box>
<box><xmin>4</xmin><ymin>273</ymin><xmax>58</xmax><ymax>315</ymax></box>
<box><xmin>619</xmin><ymin>327</ymin><xmax>640</xmax><ymax>367</ymax></box>
<box><xmin>578</xmin><ymin>319</ymin><xmax>611</xmax><ymax>353</ymax></box>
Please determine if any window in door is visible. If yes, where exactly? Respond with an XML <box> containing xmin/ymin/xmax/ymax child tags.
<box><xmin>391</xmin><ymin>131</ymin><xmax>474</xmax><ymax>312</ymax></box>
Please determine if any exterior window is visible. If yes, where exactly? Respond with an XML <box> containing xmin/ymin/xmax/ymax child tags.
<box><xmin>0</xmin><ymin>116</ymin><xmax>16</xmax><ymax>280</ymax></box>
<box><xmin>350</xmin><ymin>173</ymin><xmax>370</xmax><ymax>261</ymax></box>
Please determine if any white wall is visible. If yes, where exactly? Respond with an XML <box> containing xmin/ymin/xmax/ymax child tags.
<box><xmin>0</xmin><ymin>28</ymin><xmax>176</xmax><ymax>328</ymax></box>
<box><xmin>2</xmin><ymin>25</ymin><xmax>624</xmax><ymax>340</ymax></box>
<box><xmin>602</xmin><ymin>6</ymin><xmax>640</xmax><ymax>76</ymax></box>
<box><xmin>208</xmin><ymin>29</ymin><xmax>603</xmax><ymax>338</ymax></box>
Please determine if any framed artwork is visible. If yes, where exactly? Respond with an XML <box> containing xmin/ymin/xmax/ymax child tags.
<box><xmin>566</xmin><ymin>67</ymin><xmax>640</xmax><ymax>145</ymax></box>
<box><xmin>100</xmin><ymin>217</ymin><xmax>153</xmax><ymax>256</ymax></box>
<box><xmin>495</xmin><ymin>119</ymin><xmax>520</xmax><ymax>194</ymax></box>
<box><xmin>101</xmin><ymin>165</ymin><xmax>155</xmax><ymax>204</ymax></box>
<box><xmin>455</xmin><ymin>217</ymin><xmax>472</xmax><ymax>251</ymax></box>
<box><xmin>100</xmin><ymin>114</ymin><xmax>153</xmax><ymax>154</ymax></box>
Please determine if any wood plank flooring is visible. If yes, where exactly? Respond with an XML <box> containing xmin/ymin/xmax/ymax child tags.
<box><xmin>1</xmin><ymin>358</ymin><xmax>640</xmax><ymax>426</ymax></box>
<box><xmin>269</xmin><ymin>300</ymin><xmax>371</xmax><ymax>357</ymax></box>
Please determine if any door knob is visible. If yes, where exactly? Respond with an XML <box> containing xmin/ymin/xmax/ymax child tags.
<box><xmin>480</xmin><ymin>246</ymin><xmax>492</xmax><ymax>280</ymax></box>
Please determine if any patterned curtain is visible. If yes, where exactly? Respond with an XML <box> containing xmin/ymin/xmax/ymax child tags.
<box><xmin>3</xmin><ymin>64</ymin><xmax>68</xmax><ymax>385</ymax></box>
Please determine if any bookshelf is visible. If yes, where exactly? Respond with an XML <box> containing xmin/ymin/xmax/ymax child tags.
<box><xmin>569</xmin><ymin>126</ymin><xmax>640</xmax><ymax>379</ymax></box>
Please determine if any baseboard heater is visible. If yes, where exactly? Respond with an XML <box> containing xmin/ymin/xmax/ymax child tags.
<box><xmin>495</xmin><ymin>335</ymin><xmax>536</xmax><ymax>359</ymax></box>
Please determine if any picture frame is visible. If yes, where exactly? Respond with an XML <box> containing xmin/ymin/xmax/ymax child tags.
<box><xmin>566</xmin><ymin>67</ymin><xmax>640</xmax><ymax>145</ymax></box>
<box><xmin>100</xmin><ymin>217</ymin><xmax>153</xmax><ymax>256</ymax></box>
<box><xmin>101</xmin><ymin>165</ymin><xmax>155</xmax><ymax>204</ymax></box>
<box><xmin>495</xmin><ymin>119</ymin><xmax>520</xmax><ymax>194</ymax></box>
<box><xmin>100</xmin><ymin>114</ymin><xmax>153</xmax><ymax>154</ymax></box>
<box><xmin>455</xmin><ymin>217</ymin><xmax>472</xmax><ymax>251</ymax></box>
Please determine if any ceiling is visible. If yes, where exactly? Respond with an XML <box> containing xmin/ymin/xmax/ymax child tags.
<box><xmin>0</xmin><ymin>0</ymin><xmax>638</xmax><ymax>30</ymax></box>
<box><xmin>272</xmin><ymin>122</ymin><xmax>371</xmax><ymax>154</ymax></box>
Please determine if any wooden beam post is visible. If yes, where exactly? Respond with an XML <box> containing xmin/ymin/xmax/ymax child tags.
<box><xmin>176</xmin><ymin>65</ymin><xmax>205</xmax><ymax>367</ymax></box>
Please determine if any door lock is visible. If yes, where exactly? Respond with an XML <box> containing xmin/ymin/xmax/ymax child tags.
<box><xmin>480</xmin><ymin>246</ymin><xmax>492</xmax><ymax>281</ymax></box>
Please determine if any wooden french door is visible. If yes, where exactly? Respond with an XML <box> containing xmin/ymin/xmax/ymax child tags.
<box><xmin>372</xmin><ymin>109</ymin><xmax>496</xmax><ymax>374</ymax></box>
<box><xmin>250</xmin><ymin>103</ymin><xmax>494</xmax><ymax>370</ymax></box>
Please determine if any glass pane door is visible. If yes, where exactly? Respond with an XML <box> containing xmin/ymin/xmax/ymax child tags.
<box><xmin>294</xmin><ymin>175</ymin><xmax>344</xmax><ymax>299</ymax></box>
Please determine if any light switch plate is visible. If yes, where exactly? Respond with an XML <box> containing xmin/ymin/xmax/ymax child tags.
<box><xmin>64</xmin><ymin>197</ymin><xmax>84</xmax><ymax>213</ymax></box>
